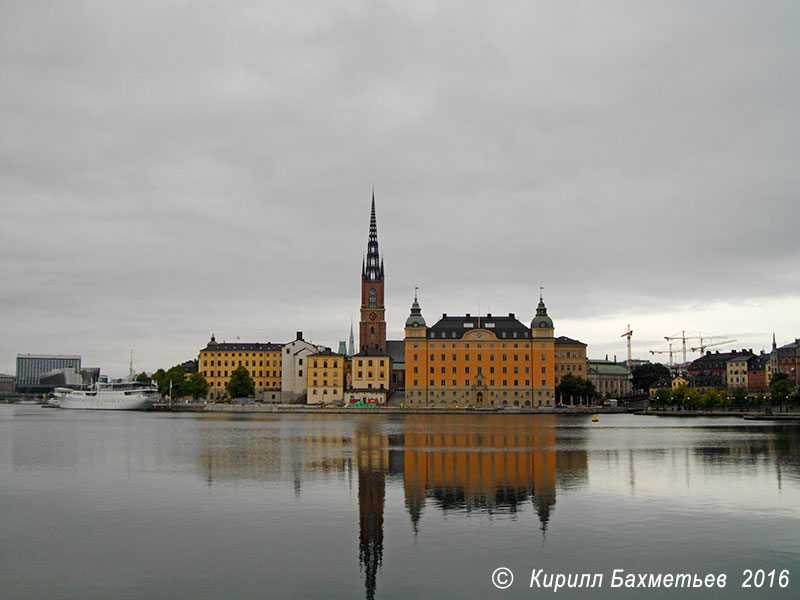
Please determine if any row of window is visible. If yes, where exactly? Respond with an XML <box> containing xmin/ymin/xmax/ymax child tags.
<box><xmin>411</xmin><ymin>379</ymin><xmax>549</xmax><ymax>387</ymax></box>
<box><xmin>418</xmin><ymin>365</ymin><xmax>532</xmax><ymax>375</ymax></box>
<box><xmin>203</xmin><ymin>370</ymin><xmax>279</xmax><ymax>378</ymax></box>
<box><xmin>202</xmin><ymin>359</ymin><xmax>279</xmax><ymax>368</ymax></box>
<box><xmin>415</xmin><ymin>353</ymin><xmax>548</xmax><ymax>362</ymax></box>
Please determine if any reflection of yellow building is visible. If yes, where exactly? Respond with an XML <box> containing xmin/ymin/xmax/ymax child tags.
<box><xmin>401</xmin><ymin>415</ymin><xmax>585</xmax><ymax>531</ymax></box>
<box><xmin>198</xmin><ymin>335</ymin><xmax>282</xmax><ymax>399</ymax></box>
<box><xmin>307</xmin><ymin>350</ymin><xmax>348</xmax><ymax>404</ymax></box>
<box><xmin>404</xmin><ymin>293</ymin><xmax>556</xmax><ymax>407</ymax></box>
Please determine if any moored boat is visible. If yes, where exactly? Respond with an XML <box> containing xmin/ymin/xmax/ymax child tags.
<box><xmin>53</xmin><ymin>381</ymin><xmax>160</xmax><ymax>410</ymax></box>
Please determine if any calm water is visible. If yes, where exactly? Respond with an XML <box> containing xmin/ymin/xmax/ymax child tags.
<box><xmin>1</xmin><ymin>406</ymin><xmax>799</xmax><ymax>599</ymax></box>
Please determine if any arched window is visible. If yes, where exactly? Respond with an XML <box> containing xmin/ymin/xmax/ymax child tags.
<box><xmin>369</xmin><ymin>288</ymin><xmax>377</xmax><ymax>308</ymax></box>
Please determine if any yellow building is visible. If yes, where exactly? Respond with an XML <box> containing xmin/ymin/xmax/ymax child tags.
<box><xmin>351</xmin><ymin>349</ymin><xmax>391</xmax><ymax>390</ymax></box>
<box><xmin>307</xmin><ymin>350</ymin><xmax>348</xmax><ymax>404</ymax></box>
<box><xmin>553</xmin><ymin>336</ymin><xmax>588</xmax><ymax>386</ymax></box>
<box><xmin>404</xmin><ymin>293</ymin><xmax>556</xmax><ymax>408</ymax></box>
<box><xmin>198</xmin><ymin>335</ymin><xmax>282</xmax><ymax>400</ymax></box>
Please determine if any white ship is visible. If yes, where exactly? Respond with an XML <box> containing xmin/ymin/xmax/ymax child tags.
<box><xmin>52</xmin><ymin>380</ymin><xmax>160</xmax><ymax>410</ymax></box>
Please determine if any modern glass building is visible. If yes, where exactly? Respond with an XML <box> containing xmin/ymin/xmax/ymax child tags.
<box><xmin>15</xmin><ymin>354</ymin><xmax>81</xmax><ymax>391</ymax></box>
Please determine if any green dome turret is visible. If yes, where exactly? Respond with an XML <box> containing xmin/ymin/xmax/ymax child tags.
<box><xmin>405</xmin><ymin>290</ymin><xmax>426</xmax><ymax>328</ymax></box>
<box><xmin>531</xmin><ymin>293</ymin><xmax>553</xmax><ymax>330</ymax></box>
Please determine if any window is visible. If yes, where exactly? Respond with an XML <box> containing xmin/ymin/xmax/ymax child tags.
<box><xmin>369</xmin><ymin>288</ymin><xmax>377</xmax><ymax>308</ymax></box>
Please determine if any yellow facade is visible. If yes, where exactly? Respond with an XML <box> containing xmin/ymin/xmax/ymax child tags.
<box><xmin>351</xmin><ymin>352</ymin><xmax>391</xmax><ymax>390</ymax></box>
<box><xmin>404</xmin><ymin>304</ymin><xmax>556</xmax><ymax>408</ymax></box>
<box><xmin>307</xmin><ymin>352</ymin><xmax>348</xmax><ymax>403</ymax></box>
<box><xmin>198</xmin><ymin>336</ymin><xmax>282</xmax><ymax>399</ymax></box>
<box><xmin>553</xmin><ymin>336</ymin><xmax>588</xmax><ymax>385</ymax></box>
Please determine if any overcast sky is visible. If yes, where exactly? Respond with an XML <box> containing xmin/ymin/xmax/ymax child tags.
<box><xmin>2</xmin><ymin>0</ymin><xmax>799</xmax><ymax>377</ymax></box>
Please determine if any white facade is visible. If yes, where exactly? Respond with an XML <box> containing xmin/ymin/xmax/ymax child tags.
<box><xmin>280</xmin><ymin>332</ymin><xmax>327</xmax><ymax>403</ymax></box>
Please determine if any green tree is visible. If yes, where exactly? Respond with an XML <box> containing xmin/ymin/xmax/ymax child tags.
<box><xmin>151</xmin><ymin>369</ymin><xmax>167</xmax><ymax>394</ymax></box>
<box><xmin>701</xmin><ymin>388</ymin><xmax>722</xmax><ymax>412</ymax></box>
<box><xmin>160</xmin><ymin>365</ymin><xmax>189</xmax><ymax>399</ymax></box>
<box><xmin>683</xmin><ymin>388</ymin><xmax>701</xmax><ymax>411</ymax></box>
<box><xmin>771</xmin><ymin>374</ymin><xmax>792</xmax><ymax>412</ymax></box>
<box><xmin>631</xmin><ymin>363</ymin><xmax>671</xmax><ymax>392</ymax></box>
<box><xmin>672</xmin><ymin>386</ymin><xmax>687</xmax><ymax>410</ymax></box>
<box><xmin>186</xmin><ymin>372</ymin><xmax>209</xmax><ymax>400</ymax></box>
<box><xmin>732</xmin><ymin>387</ymin><xmax>748</xmax><ymax>410</ymax></box>
<box><xmin>653</xmin><ymin>388</ymin><xmax>671</xmax><ymax>410</ymax></box>
<box><xmin>227</xmin><ymin>366</ymin><xmax>255</xmax><ymax>399</ymax></box>
<box><xmin>556</xmin><ymin>373</ymin><xmax>595</xmax><ymax>404</ymax></box>
<box><xmin>135</xmin><ymin>371</ymin><xmax>150</xmax><ymax>383</ymax></box>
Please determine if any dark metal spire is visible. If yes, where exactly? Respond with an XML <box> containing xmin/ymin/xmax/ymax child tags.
<box><xmin>365</xmin><ymin>192</ymin><xmax>382</xmax><ymax>282</ymax></box>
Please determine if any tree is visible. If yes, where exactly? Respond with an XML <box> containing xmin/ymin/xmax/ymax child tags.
<box><xmin>732</xmin><ymin>387</ymin><xmax>748</xmax><ymax>410</ymax></box>
<box><xmin>631</xmin><ymin>363</ymin><xmax>671</xmax><ymax>392</ymax></box>
<box><xmin>771</xmin><ymin>374</ymin><xmax>792</xmax><ymax>411</ymax></box>
<box><xmin>135</xmin><ymin>371</ymin><xmax>150</xmax><ymax>383</ymax></box>
<box><xmin>556</xmin><ymin>373</ymin><xmax>595</xmax><ymax>404</ymax></box>
<box><xmin>683</xmin><ymin>388</ymin><xmax>702</xmax><ymax>411</ymax></box>
<box><xmin>227</xmin><ymin>366</ymin><xmax>255</xmax><ymax>399</ymax></box>
<box><xmin>654</xmin><ymin>388</ymin><xmax>671</xmax><ymax>410</ymax></box>
<box><xmin>186</xmin><ymin>372</ymin><xmax>209</xmax><ymax>400</ymax></box>
<box><xmin>701</xmin><ymin>388</ymin><xmax>723</xmax><ymax>412</ymax></box>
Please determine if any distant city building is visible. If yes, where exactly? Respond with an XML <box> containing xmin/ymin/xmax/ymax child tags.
<box><xmin>553</xmin><ymin>336</ymin><xmax>587</xmax><ymax>386</ymax></box>
<box><xmin>404</xmin><ymin>292</ymin><xmax>556</xmax><ymax>408</ymax></box>
<box><xmin>16</xmin><ymin>354</ymin><xmax>81</xmax><ymax>392</ymax></box>
<box><xmin>775</xmin><ymin>338</ymin><xmax>799</xmax><ymax>386</ymax></box>
<box><xmin>586</xmin><ymin>359</ymin><xmax>631</xmax><ymax>398</ymax></box>
<box><xmin>688</xmin><ymin>349</ymin><xmax>754</xmax><ymax>389</ymax></box>
<box><xmin>198</xmin><ymin>335</ymin><xmax>282</xmax><ymax>401</ymax></box>
<box><xmin>0</xmin><ymin>374</ymin><xmax>16</xmax><ymax>395</ymax></box>
<box><xmin>307</xmin><ymin>349</ymin><xmax>348</xmax><ymax>404</ymax></box>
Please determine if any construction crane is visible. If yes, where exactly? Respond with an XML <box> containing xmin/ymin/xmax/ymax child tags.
<box><xmin>650</xmin><ymin>343</ymin><xmax>676</xmax><ymax>366</ymax></box>
<box><xmin>621</xmin><ymin>324</ymin><xmax>633</xmax><ymax>374</ymax></box>
<box><xmin>690</xmin><ymin>338</ymin><xmax>737</xmax><ymax>353</ymax></box>
<box><xmin>664</xmin><ymin>331</ymin><xmax>704</xmax><ymax>364</ymax></box>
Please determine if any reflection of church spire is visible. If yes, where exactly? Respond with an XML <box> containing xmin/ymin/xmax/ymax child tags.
<box><xmin>356</xmin><ymin>425</ymin><xmax>386</xmax><ymax>600</ymax></box>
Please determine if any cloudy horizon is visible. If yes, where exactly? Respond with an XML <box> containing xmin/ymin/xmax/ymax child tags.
<box><xmin>2</xmin><ymin>1</ymin><xmax>799</xmax><ymax>378</ymax></box>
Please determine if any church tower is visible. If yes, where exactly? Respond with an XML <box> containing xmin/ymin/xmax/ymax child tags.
<box><xmin>360</xmin><ymin>193</ymin><xmax>387</xmax><ymax>353</ymax></box>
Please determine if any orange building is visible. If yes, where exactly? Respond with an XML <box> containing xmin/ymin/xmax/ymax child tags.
<box><xmin>404</xmin><ymin>293</ymin><xmax>556</xmax><ymax>407</ymax></box>
<box><xmin>554</xmin><ymin>336</ymin><xmax>588</xmax><ymax>386</ymax></box>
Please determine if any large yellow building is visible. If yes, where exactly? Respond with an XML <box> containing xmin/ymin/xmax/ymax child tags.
<box><xmin>404</xmin><ymin>293</ymin><xmax>556</xmax><ymax>408</ymax></box>
<box><xmin>198</xmin><ymin>335</ymin><xmax>282</xmax><ymax>400</ymax></box>
<box><xmin>307</xmin><ymin>350</ymin><xmax>348</xmax><ymax>404</ymax></box>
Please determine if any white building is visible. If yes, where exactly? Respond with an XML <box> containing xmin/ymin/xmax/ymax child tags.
<box><xmin>280</xmin><ymin>332</ymin><xmax>328</xmax><ymax>403</ymax></box>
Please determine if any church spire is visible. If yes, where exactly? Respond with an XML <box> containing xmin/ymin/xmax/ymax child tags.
<box><xmin>364</xmin><ymin>191</ymin><xmax>382</xmax><ymax>282</ymax></box>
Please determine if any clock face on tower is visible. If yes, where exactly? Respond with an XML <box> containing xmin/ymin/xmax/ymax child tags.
<box><xmin>369</xmin><ymin>312</ymin><xmax>377</xmax><ymax>320</ymax></box>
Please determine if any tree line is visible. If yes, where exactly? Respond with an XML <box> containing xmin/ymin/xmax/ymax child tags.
<box><xmin>136</xmin><ymin>364</ymin><xmax>255</xmax><ymax>401</ymax></box>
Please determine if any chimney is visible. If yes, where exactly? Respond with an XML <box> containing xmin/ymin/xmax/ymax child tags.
<box><xmin>466</xmin><ymin>313</ymin><xmax>471</xmax><ymax>318</ymax></box>
<box><xmin>487</xmin><ymin>312</ymin><xmax>492</xmax><ymax>317</ymax></box>
<box><xmin>442</xmin><ymin>313</ymin><xmax>447</xmax><ymax>318</ymax></box>
<box><xmin>296</xmin><ymin>331</ymin><xmax>303</xmax><ymax>340</ymax></box>
<box><xmin>509</xmin><ymin>313</ymin><xmax>515</xmax><ymax>318</ymax></box>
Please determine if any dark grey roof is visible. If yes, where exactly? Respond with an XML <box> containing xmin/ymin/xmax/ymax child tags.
<box><xmin>202</xmin><ymin>342</ymin><xmax>283</xmax><ymax>352</ymax></box>
<box><xmin>555</xmin><ymin>336</ymin><xmax>586</xmax><ymax>346</ymax></box>
<box><xmin>354</xmin><ymin>347</ymin><xmax>390</xmax><ymax>357</ymax></box>
<box><xmin>309</xmin><ymin>349</ymin><xmax>343</xmax><ymax>357</ymax></box>
<box><xmin>427</xmin><ymin>313</ymin><xmax>531</xmax><ymax>340</ymax></box>
<box><xmin>386</xmin><ymin>340</ymin><xmax>405</xmax><ymax>363</ymax></box>
<box><xmin>690</xmin><ymin>349</ymin><xmax>753</xmax><ymax>369</ymax></box>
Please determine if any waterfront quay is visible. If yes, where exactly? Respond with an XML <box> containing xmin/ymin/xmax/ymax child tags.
<box><xmin>152</xmin><ymin>402</ymin><xmax>630</xmax><ymax>415</ymax></box>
